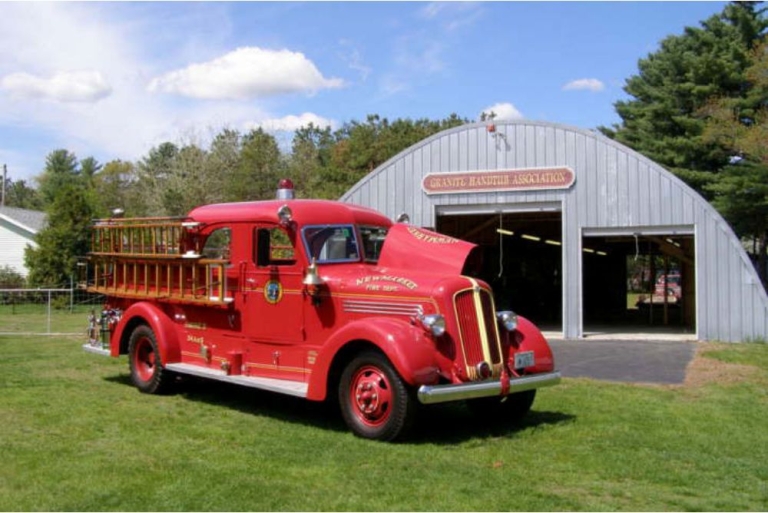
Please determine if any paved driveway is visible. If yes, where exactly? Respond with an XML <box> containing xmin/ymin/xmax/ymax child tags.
<box><xmin>548</xmin><ymin>338</ymin><xmax>697</xmax><ymax>384</ymax></box>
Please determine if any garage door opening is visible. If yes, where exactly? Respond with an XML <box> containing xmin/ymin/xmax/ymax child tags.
<box><xmin>582</xmin><ymin>232</ymin><xmax>696</xmax><ymax>337</ymax></box>
<box><xmin>436</xmin><ymin>210</ymin><xmax>563</xmax><ymax>332</ymax></box>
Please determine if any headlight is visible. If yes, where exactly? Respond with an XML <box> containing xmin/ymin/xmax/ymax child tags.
<box><xmin>419</xmin><ymin>314</ymin><xmax>446</xmax><ymax>337</ymax></box>
<box><xmin>496</xmin><ymin>310</ymin><xmax>518</xmax><ymax>332</ymax></box>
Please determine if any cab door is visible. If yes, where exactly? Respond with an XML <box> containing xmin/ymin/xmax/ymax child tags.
<box><xmin>241</xmin><ymin>224</ymin><xmax>308</xmax><ymax>381</ymax></box>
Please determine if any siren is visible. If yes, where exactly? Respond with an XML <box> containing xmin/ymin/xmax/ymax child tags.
<box><xmin>276</xmin><ymin>178</ymin><xmax>295</xmax><ymax>200</ymax></box>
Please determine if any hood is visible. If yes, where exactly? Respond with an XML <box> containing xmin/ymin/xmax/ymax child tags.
<box><xmin>377</xmin><ymin>224</ymin><xmax>479</xmax><ymax>276</ymax></box>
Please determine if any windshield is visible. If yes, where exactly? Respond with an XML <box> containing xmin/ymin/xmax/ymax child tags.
<box><xmin>303</xmin><ymin>225</ymin><xmax>360</xmax><ymax>263</ymax></box>
<box><xmin>302</xmin><ymin>224</ymin><xmax>389</xmax><ymax>264</ymax></box>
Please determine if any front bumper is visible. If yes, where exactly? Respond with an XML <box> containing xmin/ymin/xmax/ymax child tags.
<box><xmin>416</xmin><ymin>371</ymin><xmax>561</xmax><ymax>405</ymax></box>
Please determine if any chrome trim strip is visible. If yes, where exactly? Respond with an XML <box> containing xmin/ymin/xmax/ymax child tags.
<box><xmin>342</xmin><ymin>300</ymin><xmax>423</xmax><ymax>316</ymax></box>
<box><xmin>416</xmin><ymin>371</ymin><xmax>561</xmax><ymax>405</ymax></box>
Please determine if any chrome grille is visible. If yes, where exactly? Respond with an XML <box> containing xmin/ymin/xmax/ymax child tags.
<box><xmin>480</xmin><ymin>292</ymin><xmax>502</xmax><ymax>363</ymax></box>
<box><xmin>454</xmin><ymin>287</ymin><xmax>503</xmax><ymax>380</ymax></box>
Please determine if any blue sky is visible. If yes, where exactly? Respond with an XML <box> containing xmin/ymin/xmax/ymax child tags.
<box><xmin>0</xmin><ymin>1</ymin><xmax>728</xmax><ymax>183</ymax></box>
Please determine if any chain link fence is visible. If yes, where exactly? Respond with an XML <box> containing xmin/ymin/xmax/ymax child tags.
<box><xmin>0</xmin><ymin>288</ymin><xmax>105</xmax><ymax>336</ymax></box>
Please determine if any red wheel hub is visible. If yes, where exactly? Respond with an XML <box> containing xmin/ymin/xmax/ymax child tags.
<box><xmin>350</xmin><ymin>365</ymin><xmax>392</xmax><ymax>426</ymax></box>
<box><xmin>133</xmin><ymin>337</ymin><xmax>156</xmax><ymax>382</ymax></box>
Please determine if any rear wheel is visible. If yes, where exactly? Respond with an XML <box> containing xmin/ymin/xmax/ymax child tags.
<box><xmin>338</xmin><ymin>351</ymin><xmax>416</xmax><ymax>441</ymax></box>
<box><xmin>128</xmin><ymin>325</ymin><xmax>173</xmax><ymax>394</ymax></box>
<box><xmin>467</xmin><ymin>389</ymin><xmax>536</xmax><ymax>422</ymax></box>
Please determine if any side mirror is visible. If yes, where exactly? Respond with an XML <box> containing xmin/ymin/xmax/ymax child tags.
<box><xmin>277</xmin><ymin>204</ymin><xmax>293</xmax><ymax>228</ymax></box>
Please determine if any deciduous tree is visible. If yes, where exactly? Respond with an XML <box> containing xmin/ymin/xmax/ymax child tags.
<box><xmin>228</xmin><ymin>128</ymin><xmax>284</xmax><ymax>201</ymax></box>
<box><xmin>702</xmin><ymin>40</ymin><xmax>768</xmax><ymax>284</ymax></box>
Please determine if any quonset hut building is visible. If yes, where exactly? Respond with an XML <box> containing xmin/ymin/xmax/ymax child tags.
<box><xmin>340</xmin><ymin>120</ymin><xmax>768</xmax><ymax>342</ymax></box>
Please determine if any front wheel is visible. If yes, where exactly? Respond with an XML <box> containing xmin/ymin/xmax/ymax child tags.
<box><xmin>338</xmin><ymin>351</ymin><xmax>416</xmax><ymax>441</ymax></box>
<box><xmin>128</xmin><ymin>325</ymin><xmax>173</xmax><ymax>394</ymax></box>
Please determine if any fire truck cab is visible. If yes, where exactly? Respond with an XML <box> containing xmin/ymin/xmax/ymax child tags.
<box><xmin>84</xmin><ymin>180</ymin><xmax>560</xmax><ymax>441</ymax></box>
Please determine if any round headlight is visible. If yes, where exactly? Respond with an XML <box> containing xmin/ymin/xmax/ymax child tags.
<box><xmin>420</xmin><ymin>314</ymin><xmax>446</xmax><ymax>337</ymax></box>
<box><xmin>496</xmin><ymin>310</ymin><xmax>518</xmax><ymax>332</ymax></box>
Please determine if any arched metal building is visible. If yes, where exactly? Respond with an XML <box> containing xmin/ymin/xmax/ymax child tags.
<box><xmin>341</xmin><ymin>120</ymin><xmax>768</xmax><ymax>342</ymax></box>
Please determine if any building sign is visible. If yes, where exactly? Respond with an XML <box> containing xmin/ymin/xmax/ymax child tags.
<box><xmin>422</xmin><ymin>167</ymin><xmax>575</xmax><ymax>195</ymax></box>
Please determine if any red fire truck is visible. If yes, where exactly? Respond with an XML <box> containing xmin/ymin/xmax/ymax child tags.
<box><xmin>83</xmin><ymin>180</ymin><xmax>560</xmax><ymax>440</ymax></box>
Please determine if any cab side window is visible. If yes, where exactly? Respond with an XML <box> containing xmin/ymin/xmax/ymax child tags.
<box><xmin>202</xmin><ymin>228</ymin><xmax>231</xmax><ymax>260</ymax></box>
<box><xmin>255</xmin><ymin>227</ymin><xmax>295</xmax><ymax>266</ymax></box>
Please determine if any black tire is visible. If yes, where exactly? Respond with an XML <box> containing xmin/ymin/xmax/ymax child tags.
<box><xmin>128</xmin><ymin>325</ymin><xmax>173</xmax><ymax>394</ymax></box>
<box><xmin>338</xmin><ymin>351</ymin><xmax>416</xmax><ymax>441</ymax></box>
<box><xmin>467</xmin><ymin>389</ymin><xmax>536</xmax><ymax>423</ymax></box>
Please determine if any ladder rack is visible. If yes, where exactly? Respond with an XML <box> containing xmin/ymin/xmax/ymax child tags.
<box><xmin>87</xmin><ymin>216</ymin><xmax>234</xmax><ymax>306</ymax></box>
<box><xmin>90</xmin><ymin>216</ymin><xmax>189</xmax><ymax>258</ymax></box>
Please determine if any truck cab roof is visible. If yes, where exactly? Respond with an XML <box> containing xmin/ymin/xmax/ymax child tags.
<box><xmin>188</xmin><ymin>199</ymin><xmax>392</xmax><ymax>228</ymax></box>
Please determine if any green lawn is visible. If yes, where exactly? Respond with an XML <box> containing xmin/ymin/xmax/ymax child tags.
<box><xmin>0</xmin><ymin>304</ymin><xmax>97</xmax><ymax>334</ymax></box>
<box><xmin>1</xmin><ymin>333</ymin><xmax>767</xmax><ymax>511</ymax></box>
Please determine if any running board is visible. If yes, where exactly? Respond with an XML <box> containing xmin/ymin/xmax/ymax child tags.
<box><xmin>82</xmin><ymin>343</ymin><xmax>111</xmax><ymax>356</ymax></box>
<box><xmin>165</xmin><ymin>363</ymin><xmax>308</xmax><ymax>398</ymax></box>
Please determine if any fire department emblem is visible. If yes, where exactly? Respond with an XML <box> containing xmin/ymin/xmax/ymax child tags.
<box><xmin>264</xmin><ymin>280</ymin><xmax>283</xmax><ymax>304</ymax></box>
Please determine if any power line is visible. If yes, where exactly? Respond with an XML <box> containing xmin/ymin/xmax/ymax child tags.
<box><xmin>1</xmin><ymin>163</ymin><xmax>6</xmax><ymax>207</ymax></box>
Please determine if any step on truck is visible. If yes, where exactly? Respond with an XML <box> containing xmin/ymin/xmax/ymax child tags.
<box><xmin>83</xmin><ymin>179</ymin><xmax>560</xmax><ymax>441</ymax></box>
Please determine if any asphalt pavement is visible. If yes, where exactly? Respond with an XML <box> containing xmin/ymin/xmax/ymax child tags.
<box><xmin>548</xmin><ymin>338</ymin><xmax>697</xmax><ymax>385</ymax></box>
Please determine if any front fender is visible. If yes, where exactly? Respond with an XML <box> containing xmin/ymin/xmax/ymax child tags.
<box><xmin>111</xmin><ymin>302</ymin><xmax>181</xmax><ymax>365</ymax></box>
<box><xmin>515</xmin><ymin>315</ymin><xmax>555</xmax><ymax>373</ymax></box>
<box><xmin>306</xmin><ymin>317</ymin><xmax>439</xmax><ymax>401</ymax></box>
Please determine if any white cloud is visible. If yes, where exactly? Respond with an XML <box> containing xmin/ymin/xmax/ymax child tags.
<box><xmin>147</xmin><ymin>47</ymin><xmax>345</xmax><ymax>100</ymax></box>
<box><xmin>479</xmin><ymin>102</ymin><xmax>524</xmax><ymax>121</ymax></box>
<box><xmin>338</xmin><ymin>39</ymin><xmax>371</xmax><ymax>82</ymax></box>
<box><xmin>380</xmin><ymin>36</ymin><xmax>445</xmax><ymax>96</ymax></box>
<box><xmin>0</xmin><ymin>4</ymin><xmax>320</xmax><ymax>181</ymax></box>
<box><xmin>245</xmin><ymin>112</ymin><xmax>335</xmax><ymax>133</ymax></box>
<box><xmin>562</xmin><ymin>78</ymin><xmax>605</xmax><ymax>92</ymax></box>
<box><xmin>419</xmin><ymin>2</ymin><xmax>484</xmax><ymax>31</ymax></box>
<box><xmin>1</xmin><ymin>70</ymin><xmax>112</xmax><ymax>103</ymax></box>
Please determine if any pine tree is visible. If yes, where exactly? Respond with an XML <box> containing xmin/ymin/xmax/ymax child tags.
<box><xmin>24</xmin><ymin>182</ymin><xmax>95</xmax><ymax>287</ymax></box>
<box><xmin>602</xmin><ymin>2</ymin><xmax>767</xmax><ymax>197</ymax></box>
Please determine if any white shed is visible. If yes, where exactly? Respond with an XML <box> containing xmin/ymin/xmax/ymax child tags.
<box><xmin>0</xmin><ymin>206</ymin><xmax>46</xmax><ymax>277</ymax></box>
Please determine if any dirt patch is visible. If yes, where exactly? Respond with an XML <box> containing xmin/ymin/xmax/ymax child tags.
<box><xmin>680</xmin><ymin>344</ymin><xmax>759</xmax><ymax>388</ymax></box>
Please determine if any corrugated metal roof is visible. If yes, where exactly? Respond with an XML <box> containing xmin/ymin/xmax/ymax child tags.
<box><xmin>340</xmin><ymin>119</ymin><xmax>768</xmax><ymax>342</ymax></box>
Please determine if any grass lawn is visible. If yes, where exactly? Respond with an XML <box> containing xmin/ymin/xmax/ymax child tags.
<box><xmin>0</xmin><ymin>304</ymin><xmax>97</xmax><ymax>334</ymax></box>
<box><xmin>1</xmin><ymin>331</ymin><xmax>767</xmax><ymax>511</ymax></box>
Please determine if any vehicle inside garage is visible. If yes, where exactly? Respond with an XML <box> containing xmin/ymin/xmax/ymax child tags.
<box><xmin>582</xmin><ymin>233</ymin><xmax>696</xmax><ymax>335</ymax></box>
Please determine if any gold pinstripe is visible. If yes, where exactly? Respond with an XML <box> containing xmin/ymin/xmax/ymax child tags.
<box><xmin>244</xmin><ymin>362</ymin><xmax>306</xmax><ymax>374</ymax></box>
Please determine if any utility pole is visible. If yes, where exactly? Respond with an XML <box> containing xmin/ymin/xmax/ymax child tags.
<box><xmin>1</xmin><ymin>163</ymin><xmax>6</xmax><ymax>207</ymax></box>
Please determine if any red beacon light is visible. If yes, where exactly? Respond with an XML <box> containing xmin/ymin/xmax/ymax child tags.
<box><xmin>276</xmin><ymin>178</ymin><xmax>295</xmax><ymax>200</ymax></box>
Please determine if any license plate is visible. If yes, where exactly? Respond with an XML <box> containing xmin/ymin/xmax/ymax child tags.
<box><xmin>514</xmin><ymin>351</ymin><xmax>535</xmax><ymax>369</ymax></box>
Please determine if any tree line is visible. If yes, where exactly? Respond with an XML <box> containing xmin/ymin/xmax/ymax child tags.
<box><xmin>2</xmin><ymin>1</ymin><xmax>766</xmax><ymax>288</ymax></box>
<box><xmin>7</xmin><ymin>115</ymin><xmax>466</xmax><ymax>287</ymax></box>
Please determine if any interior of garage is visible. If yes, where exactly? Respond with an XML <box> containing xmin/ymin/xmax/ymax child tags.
<box><xmin>436</xmin><ymin>211</ymin><xmax>563</xmax><ymax>331</ymax></box>
<box><xmin>436</xmin><ymin>212</ymin><xmax>696</xmax><ymax>337</ymax></box>
<box><xmin>581</xmin><ymin>234</ymin><xmax>696</xmax><ymax>335</ymax></box>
